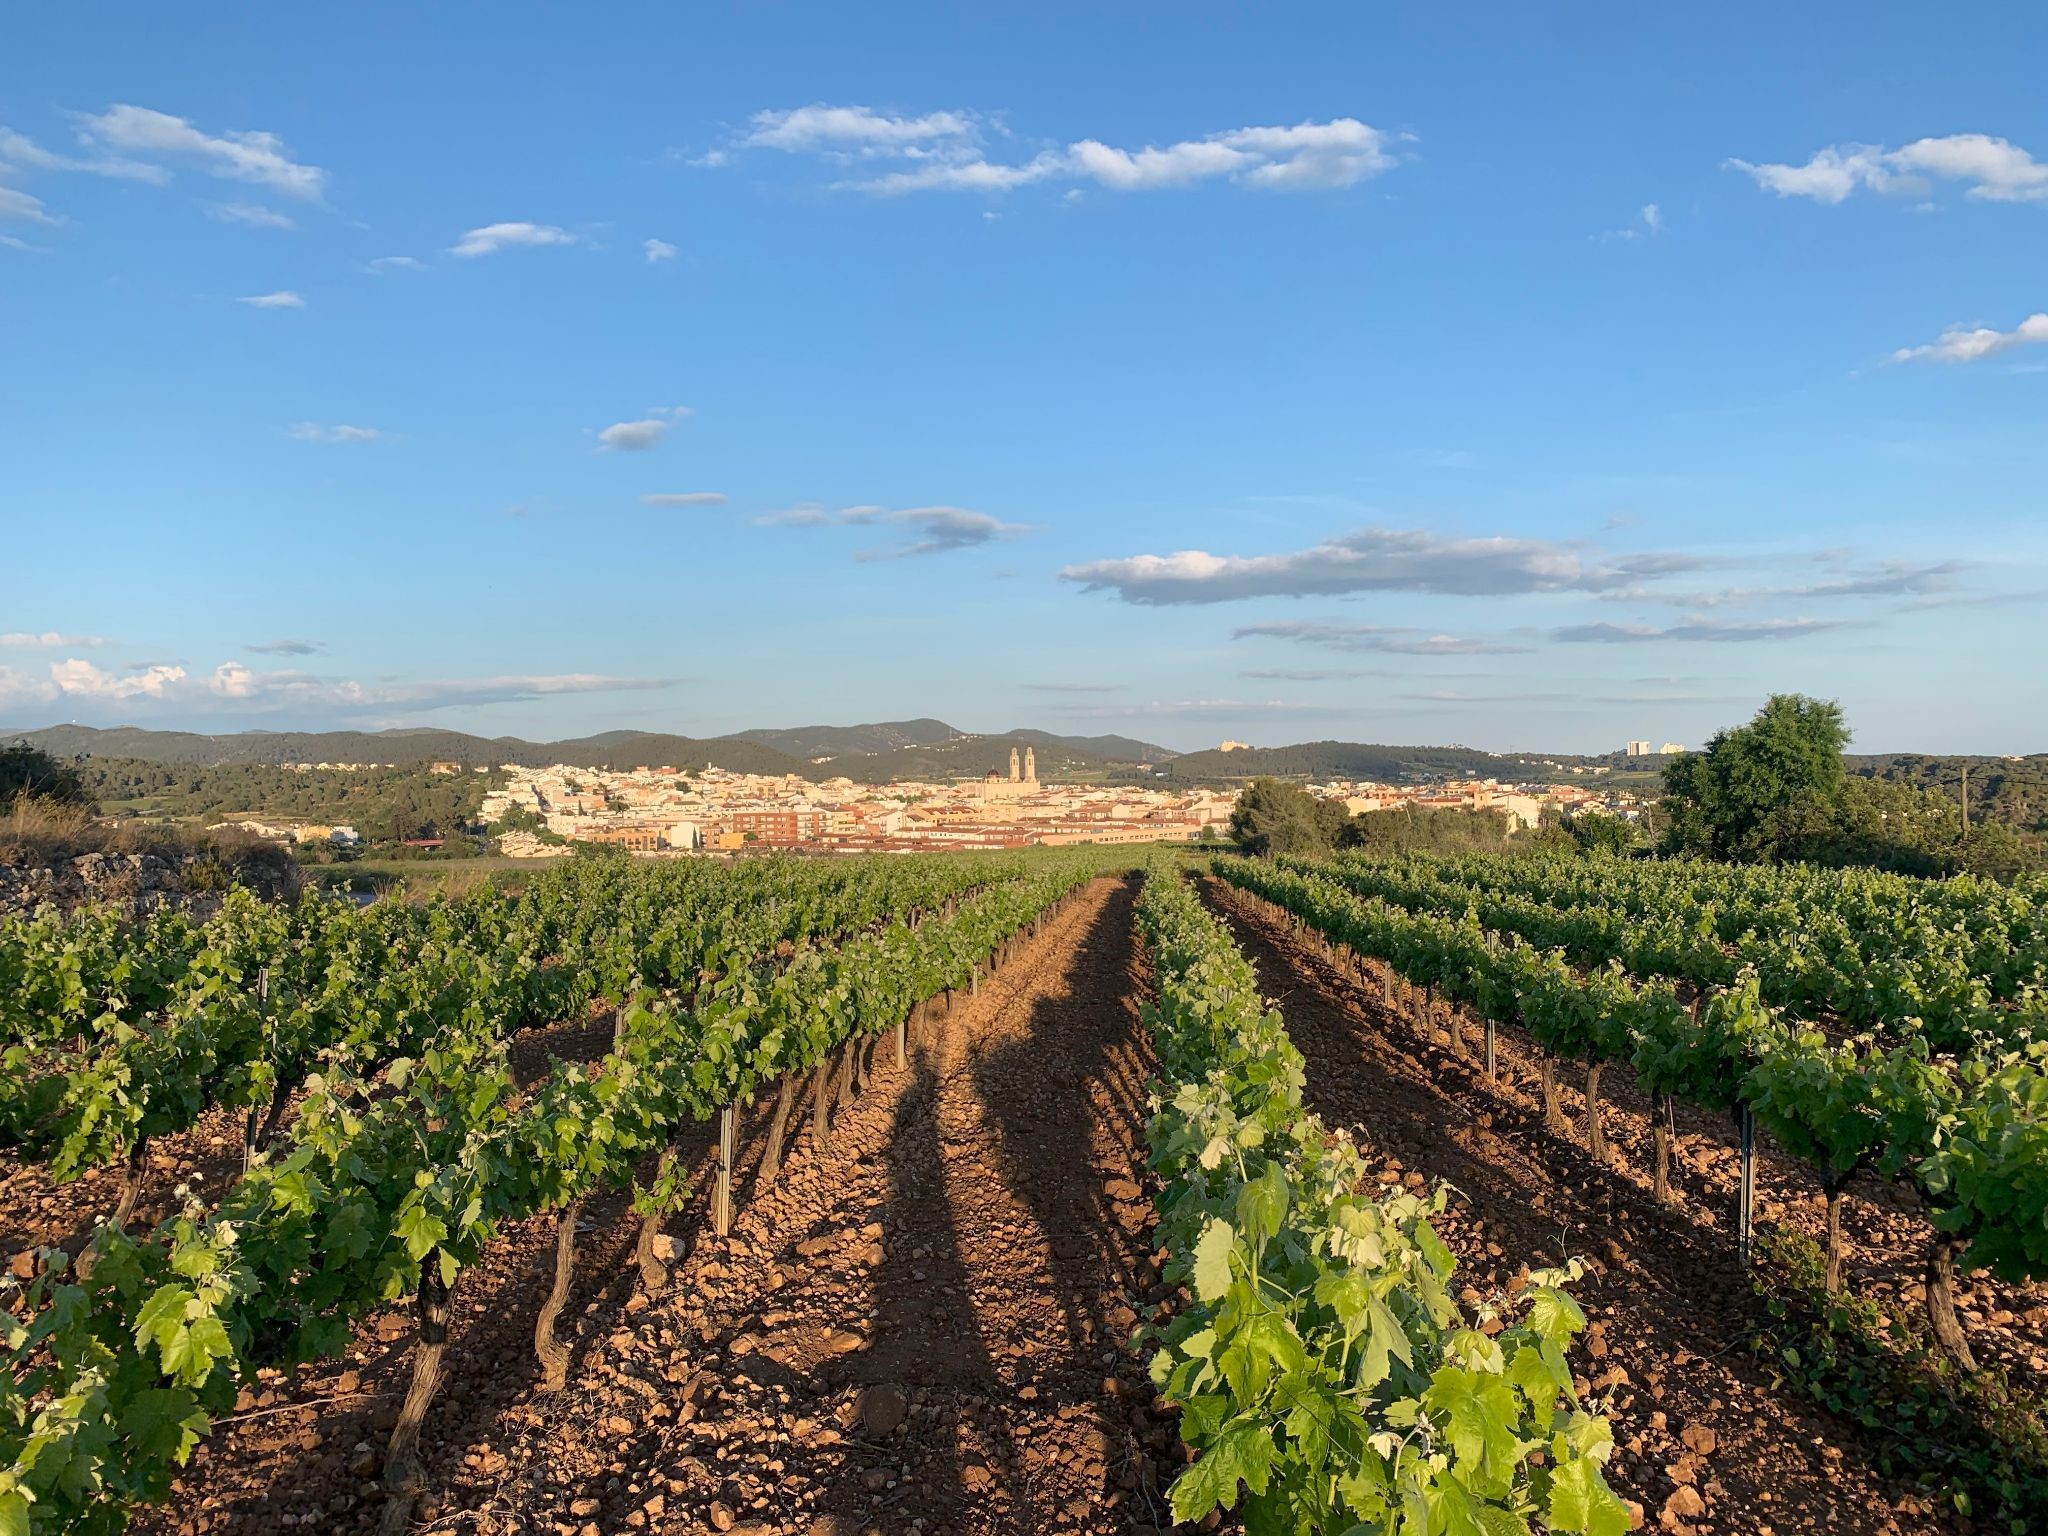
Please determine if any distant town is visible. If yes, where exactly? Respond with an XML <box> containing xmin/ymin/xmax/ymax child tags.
<box><xmin>208</xmin><ymin>739</ymin><xmax>1656</xmax><ymax>859</ymax></box>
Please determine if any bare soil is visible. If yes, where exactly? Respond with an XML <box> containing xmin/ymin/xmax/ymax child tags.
<box><xmin>1199</xmin><ymin>875</ymin><xmax>1982</xmax><ymax>1536</ymax></box>
<box><xmin>127</xmin><ymin>874</ymin><xmax>1178</xmax><ymax>1536</ymax></box>
<box><xmin>0</xmin><ymin>1003</ymin><xmax>623</xmax><ymax>1261</ymax></box>
<box><xmin>17</xmin><ymin>869</ymin><xmax>2028</xmax><ymax>1536</ymax></box>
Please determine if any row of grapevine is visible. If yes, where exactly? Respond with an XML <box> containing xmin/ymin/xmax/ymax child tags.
<box><xmin>0</xmin><ymin>855</ymin><xmax>1102</xmax><ymax>1536</ymax></box>
<box><xmin>0</xmin><ymin>854</ymin><xmax>1007</xmax><ymax>1210</ymax></box>
<box><xmin>1319</xmin><ymin>850</ymin><xmax>2048</xmax><ymax>1043</ymax></box>
<box><xmin>1136</xmin><ymin>865</ymin><xmax>1630</xmax><ymax>1534</ymax></box>
<box><xmin>1213</xmin><ymin>856</ymin><xmax>2048</xmax><ymax>1378</ymax></box>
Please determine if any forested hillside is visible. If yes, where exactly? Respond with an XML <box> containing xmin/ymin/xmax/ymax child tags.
<box><xmin>1848</xmin><ymin>752</ymin><xmax>2048</xmax><ymax>834</ymax></box>
<box><xmin>79</xmin><ymin>758</ymin><xmax>494</xmax><ymax>841</ymax></box>
<box><xmin>1164</xmin><ymin>738</ymin><xmax>1603</xmax><ymax>783</ymax></box>
<box><xmin>4</xmin><ymin>723</ymin><xmax>1171</xmax><ymax>783</ymax></box>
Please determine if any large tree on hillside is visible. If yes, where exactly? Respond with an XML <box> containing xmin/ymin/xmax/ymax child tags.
<box><xmin>1660</xmin><ymin>694</ymin><xmax>1852</xmax><ymax>862</ymax></box>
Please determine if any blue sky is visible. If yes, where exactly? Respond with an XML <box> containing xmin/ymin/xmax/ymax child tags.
<box><xmin>3</xmin><ymin>3</ymin><xmax>2043</xmax><ymax>755</ymax></box>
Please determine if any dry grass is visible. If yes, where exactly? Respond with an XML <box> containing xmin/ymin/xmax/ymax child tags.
<box><xmin>0</xmin><ymin>799</ymin><xmax>152</xmax><ymax>865</ymax></box>
<box><xmin>427</xmin><ymin>862</ymin><xmax>503</xmax><ymax>903</ymax></box>
<box><xmin>0</xmin><ymin>799</ymin><xmax>300</xmax><ymax>894</ymax></box>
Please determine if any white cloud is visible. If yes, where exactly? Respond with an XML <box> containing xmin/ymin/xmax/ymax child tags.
<box><xmin>247</xmin><ymin>639</ymin><xmax>322</xmax><ymax>655</ymax></box>
<box><xmin>1554</xmin><ymin>618</ymin><xmax>1846</xmax><ymax>643</ymax></box>
<box><xmin>0</xmin><ymin>651</ymin><xmax>678</xmax><ymax>717</ymax></box>
<box><xmin>643</xmin><ymin>238</ymin><xmax>677</xmax><ymax>262</ymax></box>
<box><xmin>743</xmin><ymin>104</ymin><xmax>978</xmax><ymax>153</ymax></box>
<box><xmin>1728</xmin><ymin>145</ymin><xmax>1887</xmax><ymax>203</ymax></box>
<box><xmin>754</xmin><ymin>502</ymin><xmax>1031</xmax><ymax>557</ymax></box>
<box><xmin>1729</xmin><ymin>133</ymin><xmax>2048</xmax><ymax>204</ymax></box>
<box><xmin>1066</xmin><ymin>137</ymin><xmax>1249</xmax><ymax>191</ymax></box>
<box><xmin>0</xmin><ymin>126</ymin><xmax>165</xmax><ymax>183</ymax></box>
<box><xmin>726</xmin><ymin>105</ymin><xmax>1404</xmax><ymax>197</ymax></box>
<box><xmin>593</xmin><ymin>412</ymin><xmax>675</xmax><ymax>454</ymax></box>
<box><xmin>363</xmin><ymin>255</ymin><xmax>423</xmax><ymax>273</ymax></box>
<box><xmin>0</xmin><ymin>631</ymin><xmax>109</xmax><ymax>649</ymax></box>
<box><xmin>202</xmin><ymin>200</ymin><xmax>295</xmax><ymax>229</ymax></box>
<box><xmin>754</xmin><ymin>502</ymin><xmax>838</xmax><ymax>528</ymax></box>
<box><xmin>75</xmin><ymin>105</ymin><xmax>326</xmax><ymax>199</ymax></box>
<box><xmin>1890</xmin><ymin>312</ymin><xmax>2048</xmax><ymax>364</ymax></box>
<box><xmin>860</xmin><ymin>154</ymin><xmax>1065</xmax><ymax>194</ymax></box>
<box><xmin>0</xmin><ymin>665</ymin><xmax>57</xmax><ymax>707</ymax></box>
<box><xmin>1632</xmin><ymin>561</ymin><xmax>1965</xmax><ymax>607</ymax></box>
<box><xmin>1060</xmin><ymin>526</ymin><xmax>1701</xmax><ymax>605</ymax></box>
<box><xmin>239</xmin><ymin>290</ymin><xmax>304</xmax><ymax>309</ymax></box>
<box><xmin>595</xmin><ymin>405</ymin><xmax>690</xmax><ymax>451</ymax></box>
<box><xmin>1596</xmin><ymin>203</ymin><xmax>1665</xmax><ymax>242</ymax></box>
<box><xmin>286</xmin><ymin>422</ymin><xmax>381</xmax><ymax>443</ymax></box>
<box><xmin>856</xmin><ymin>506</ymin><xmax>1032</xmax><ymax>560</ymax></box>
<box><xmin>1889</xmin><ymin>134</ymin><xmax>2048</xmax><ymax>201</ymax></box>
<box><xmin>205</xmin><ymin>663</ymin><xmax>677</xmax><ymax>711</ymax></box>
<box><xmin>880</xmin><ymin>119</ymin><xmax>1400</xmax><ymax>195</ymax></box>
<box><xmin>449</xmin><ymin>221</ymin><xmax>577</xmax><ymax>258</ymax></box>
<box><xmin>599</xmin><ymin>419</ymin><xmax>667</xmax><ymax>451</ymax></box>
<box><xmin>50</xmin><ymin>658</ymin><xmax>187</xmax><ymax>698</ymax></box>
<box><xmin>640</xmin><ymin>491</ymin><xmax>725</xmax><ymax>507</ymax></box>
<box><xmin>0</xmin><ymin>185</ymin><xmax>56</xmax><ymax>223</ymax></box>
<box><xmin>1232</xmin><ymin>621</ymin><xmax>1528</xmax><ymax>656</ymax></box>
<box><xmin>1214</xmin><ymin>119</ymin><xmax>1402</xmax><ymax>190</ymax></box>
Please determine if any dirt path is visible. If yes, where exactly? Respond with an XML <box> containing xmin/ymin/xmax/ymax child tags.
<box><xmin>1200</xmin><ymin>876</ymin><xmax>1952</xmax><ymax>1536</ymax></box>
<box><xmin>139</xmin><ymin>873</ymin><xmax>1175</xmax><ymax>1536</ymax></box>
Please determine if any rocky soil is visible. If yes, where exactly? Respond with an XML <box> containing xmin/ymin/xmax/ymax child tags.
<box><xmin>129</xmin><ymin>875</ymin><xmax>1180</xmax><ymax>1536</ymax></box>
<box><xmin>1199</xmin><ymin>874</ymin><xmax>2032</xmax><ymax>1536</ymax></box>
<box><xmin>12</xmin><ymin>865</ymin><xmax>2033</xmax><ymax>1536</ymax></box>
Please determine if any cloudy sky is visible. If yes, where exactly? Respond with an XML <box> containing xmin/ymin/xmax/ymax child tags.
<box><xmin>3</xmin><ymin>4</ymin><xmax>2044</xmax><ymax>753</ymax></box>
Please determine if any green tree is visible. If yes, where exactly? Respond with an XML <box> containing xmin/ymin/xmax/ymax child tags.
<box><xmin>1659</xmin><ymin>694</ymin><xmax>1852</xmax><ymax>862</ymax></box>
<box><xmin>1228</xmin><ymin>778</ymin><xmax>1350</xmax><ymax>857</ymax></box>
<box><xmin>0</xmin><ymin>743</ymin><xmax>93</xmax><ymax>807</ymax></box>
<box><xmin>1565</xmin><ymin>810</ymin><xmax>1638</xmax><ymax>858</ymax></box>
<box><xmin>1337</xmin><ymin>804</ymin><xmax>1517</xmax><ymax>855</ymax></box>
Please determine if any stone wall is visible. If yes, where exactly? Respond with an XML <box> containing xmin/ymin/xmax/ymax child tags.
<box><xmin>0</xmin><ymin>849</ymin><xmax>302</xmax><ymax>919</ymax></box>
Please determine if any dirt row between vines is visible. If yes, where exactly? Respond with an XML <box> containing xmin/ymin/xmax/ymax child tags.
<box><xmin>136</xmin><ymin>874</ymin><xmax>1181</xmax><ymax>1536</ymax></box>
<box><xmin>1199</xmin><ymin>875</ymin><xmax>1960</xmax><ymax>1536</ymax></box>
<box><xmin>0</xmin><ymin>1010</ymin><xmax>625</xmax><ymax>1262</ymax></box>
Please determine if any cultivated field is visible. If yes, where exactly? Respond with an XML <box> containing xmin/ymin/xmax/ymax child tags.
<box><xmin>3</xmin><ymin>851</ymin><xmax>2043</xmax><ymax>1534</ymax></box>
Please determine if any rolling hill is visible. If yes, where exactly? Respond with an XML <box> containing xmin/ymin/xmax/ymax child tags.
<box><xmin>7</xmin><ymin>722</ymin><xmax>1658</xmax><ymax>789</ymax></box>
<box><xmin>725</xmin><ymin>718</ymin><xmax>967</xmax><ymax>760</ymax></box>
<box><xmin>806</xmin><ymin>735</ymin><xmax>1157</xmax><ymax>783</ymax></box>
<box><xmin>2</xmin><ymin>721</ymin><xmax>1175</xmax><ymax>783</ymax></box>
<box><xmin>1160</xmin><ymin>739</ymin><xmax>1611</xmax><ymax>784</ymax></box>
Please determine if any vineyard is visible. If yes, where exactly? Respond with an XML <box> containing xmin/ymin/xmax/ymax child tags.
<box><xmin>1</xmin><ymin>849</ymin><xmax>2043</xmax><ymax>1534</ymax></box>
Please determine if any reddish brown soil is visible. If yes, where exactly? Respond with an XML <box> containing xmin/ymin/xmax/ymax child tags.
<box><xmin>23</xmin><ymin>870</ymin><xmax>2018</xmax><ymax>1536</ymax></box>
<box><xmin>1195</xmin><ymin>877</ymin><xmax>2048</xmax><ymax>1391</ymax></box>
<box><xmin>1</xmin><ymin>1100</ymin><xmax>254</xmax><ymax>1259</ymax></box>
<box><xmin>0</xmin><ymin>1005</ymin><xmax>624</xmax><ymax>1262</ymax></box>
<box><xmin>129</xmin><ymin>875</ymin><xmax>1177</xmax><ymax>1536</ymax></box>
<box><xmin>1199</xmin><ymin>876</ymin><xmax>1973</xmax><ymax>1536</ymax></box>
